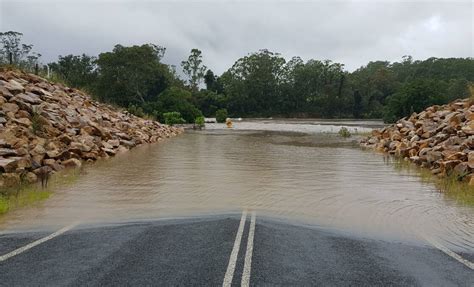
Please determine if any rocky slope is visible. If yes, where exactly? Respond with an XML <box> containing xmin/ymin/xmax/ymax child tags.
<box><xmin>361</xmin><ymin>98</ymin><xmax>474</xmax><ymax>186</ymax></box>
<box><xmin>0</xmin><ymin>69</ymin><xmax>183</xmax><ymax>187</ymax></box>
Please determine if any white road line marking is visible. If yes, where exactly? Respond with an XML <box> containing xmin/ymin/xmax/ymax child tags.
<box><xmin>241</xmin><ymin>211</ymin><xmax>256</xmax><ymax>287</ymax></box>
<box><xmin>223</xmin><ymin>210</ymin><xmax>247</xmax><ymax>287</ymax></box>
<box><xmin>423</xmin><ymin>236</ymin><xmax>474</xmax><ymax>270</ymax></box>
<box><xmin>0</xmin><ymin>223</ymin><xmax>78</xmax><ymax>262</ymax></box>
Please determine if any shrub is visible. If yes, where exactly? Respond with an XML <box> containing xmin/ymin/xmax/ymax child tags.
<box><xmin>194</xmin><ymin>116</ymin><xmax>205</xmax><ymax>130</ymax></box>
<box><xmin>31</xmin><ymin>107</ymin><xmax>44</xmax><ymax>135</ymax></box>
<box><xmin>163</xmin><ymin>112</ymin><xmax>185</xmax><ymax>126</ymax></box>
<box><xmin>215</xmin><ymin>108</ymin><xmax>228</xmax><ymax>123</ymax></box>
<box><xmin>127</xmin><ymin>104</ymin><xmax>145</xmax><ymax>117</ymax></box>
<box><xmin>338</xmin><ymin>127</ymin><xmax>351</xmax><ymax>138</ymax></box>
<box><xmin>154</xmin><ymin>87</ymin><xmax>203</xmax><ymax>123</ymax></box>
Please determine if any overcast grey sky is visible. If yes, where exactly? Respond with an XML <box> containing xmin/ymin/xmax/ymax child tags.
<box><xmin>1</xmin><ymin>0</ymin><xmax>472</xmax><ymax>73</ymax></box>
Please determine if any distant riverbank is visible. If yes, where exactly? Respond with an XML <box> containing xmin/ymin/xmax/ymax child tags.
<box><xmin>181</xmin><ymin>118</ymin><xmax>384</xmax><ymax>134</ymax></box>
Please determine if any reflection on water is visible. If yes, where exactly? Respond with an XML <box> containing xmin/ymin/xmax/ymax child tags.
<box><xmin>0</xmin><ymin>120</ymin><xmax>473</xmax><ymax>253</ymax></box>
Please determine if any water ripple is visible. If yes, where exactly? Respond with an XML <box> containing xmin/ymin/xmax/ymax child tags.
<box><xmin>0</xmin><ymin>123</ymin><xmax>473</xmax><ymax>252</ymax></box>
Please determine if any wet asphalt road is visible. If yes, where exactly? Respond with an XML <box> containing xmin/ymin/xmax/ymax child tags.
<box><xmin>0</xmin><ymin>214</ymin><xmax>473</xmax><ymax>286</ymax></box>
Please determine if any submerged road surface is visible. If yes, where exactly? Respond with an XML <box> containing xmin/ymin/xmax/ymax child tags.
<box><xmin>0</xmin><ymin>213</ymin><xmax>472</xmax><ymax>286</ymax></box>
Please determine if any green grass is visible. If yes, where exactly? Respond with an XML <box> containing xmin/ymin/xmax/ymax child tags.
<box><xmin>0</xmin><ymin>168</ymin><xmax>81</xmax><ymax>215</ymax></box>
<box><xmin>0</xmin><ymin>185</ymin><xmax>51</xmax><ymax>215</ymax></box>
<box><xmin>0</xmin><ymin>196</ymin><xmax>9</xmax><ymax>214</ymax></box>
<box><xmin>391</xmin><ymin>157</ymin><xmax>474</xmax><ymax>206</ymax></box>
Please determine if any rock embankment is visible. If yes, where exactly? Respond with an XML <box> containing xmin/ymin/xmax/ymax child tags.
<box><xmin>361</xmin><ymin>98</ymin><xmax>474</xmax><ymax>186</ymax></box>
<box><xmin>0</xmin><ymin>69</ymin><xmax>183</xmax><ymax>187</ymax></box>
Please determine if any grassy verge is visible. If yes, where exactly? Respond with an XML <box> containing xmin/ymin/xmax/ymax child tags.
<box><xmin>391</xmin><ymin>157</ymin><xmax>474</xmax><ymax>206</ymax></box>
<box><xmin>0</xmin><ymin>168</ymin><xmax>81</xmax><ymax>215</ymax></box>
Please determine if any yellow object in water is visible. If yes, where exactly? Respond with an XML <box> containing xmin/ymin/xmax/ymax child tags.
<box><xmin>226</xmin><ymin>119</ymin><xmax>233</xmax><ymax>128</ymax></box>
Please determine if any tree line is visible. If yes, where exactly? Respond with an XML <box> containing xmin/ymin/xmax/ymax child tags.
<box><xmin>1</xmin><ymin>31</ymin><xmax>473</xmax><ymax>123</ymax></box>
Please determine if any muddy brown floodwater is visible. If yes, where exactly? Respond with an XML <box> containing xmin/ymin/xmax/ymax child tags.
<box><xmin>0</xmin><ymin>120</ymin><xmax>473</xmax><ymax>254</ymax></box>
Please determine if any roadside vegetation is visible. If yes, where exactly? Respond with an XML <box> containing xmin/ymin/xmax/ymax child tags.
<box><xmin>391</xmin><ymin>158</ymin><xmax>474</xmax><ymax>206</ymax></box>
<box><xmin>163</xmin><ymin>112</ymin><xmax>186</xmax><ymax>126</ymax></box>
<box><xmin>0</xmin><ymin>169</ymin><xmax>80</xmax><ymax>215</ymax></box>
<box><xmin>1</xmin><ymin>31</ymin><xmax>472</xmax><ymax>124</ymax></box>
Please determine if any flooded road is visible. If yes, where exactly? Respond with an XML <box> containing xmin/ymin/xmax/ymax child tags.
<box><xmin>1</xmin><ymin>120</ymin><xmax>473</xmax><ymax>254</ymax></box>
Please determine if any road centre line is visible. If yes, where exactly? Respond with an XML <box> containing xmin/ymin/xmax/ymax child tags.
<box><xmin>241</xmin><ymin>211</ymin><xmax>256</xmax><ymax>287</ymax></box>
<box><xmin>0</xmin><ymin>223</ymin><xmax>78</xmax><ymax>262</ymax></box>
<box><xmin>223</xmin><ymin>210</ymin><xmax>247</xmax><ymax>287</ymax></box>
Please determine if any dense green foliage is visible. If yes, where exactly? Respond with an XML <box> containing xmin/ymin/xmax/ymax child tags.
<box><xmin>215</xmin><ymin>109</ymin><xmax>228</xmax><ymax>123</ymax></box>
<box><xmin>349</xmin><ymin>57</ymin><xmax>473</xmax><ymax>121</ymax></box>
<box><xmin>163</xmin><ymin>112</ymin><xmax>186</xmax><ymax>126</ymax></box>
<box><xmin>192</xmin><ymin>90</ymin><xmax>226</xmax><ymax>117</ymax></box>
<box><xmin>48</xmin><ymin>54</ymin><xmax>97</xmax><ymax>90</ymax></box>
<box><xmin>2</xmin><ymin>31</ymin><xmax>472</xmax><ymax>124</ymax></box>
<box><xmin>145</xmin><ymin>87</ymin><xmax>203</xmax><ymax>123</ymax></box>
<box><xmin>94</xmin><ymin>44</ymin><xmax>172</xmax><ymax>106</ymax></box>
<box><xmin>382</xmin><ymin>79</ymin><xmax>447</xmax><ymax>123</ymax></box>
<box><xmin>219</xmin><ymin>51</ymin><xmax>472</xmax><ymax>121</ymax></box>
<box><xmin>194</xmin><ymin>116</ymin><xmax>205</xmax><ymax>129</ymax></box>
<box><xmin>51</xmin><ymin>50</ymin><xmax>474</xmax><ymax>123</ymax></box>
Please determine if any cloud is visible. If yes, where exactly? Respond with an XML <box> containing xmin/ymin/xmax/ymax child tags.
<box><xmin>1</xmin><ymin>0</ymin><xmax>472</xmax><ymax>73</ymax></box>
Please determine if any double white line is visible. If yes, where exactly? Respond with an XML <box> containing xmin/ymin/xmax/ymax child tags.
<box><xmin>223</xmin><ymin>210</ymin><xmax>257</xmax><ymax>287</ymax></box>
